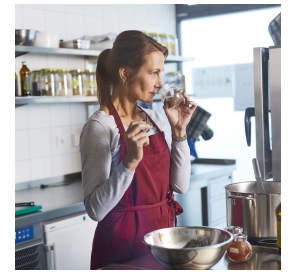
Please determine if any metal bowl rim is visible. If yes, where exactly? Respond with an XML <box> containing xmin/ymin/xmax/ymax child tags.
<box><xmin>143</xmin><ymin>226</ymin><xmax>234</xmax><ymax>250</ymax></box>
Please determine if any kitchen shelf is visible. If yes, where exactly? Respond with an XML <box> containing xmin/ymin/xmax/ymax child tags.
<box><xmin>15</xmin><ymin>96</ymin><xmax>98</xmax><ymax>107</ymax></box>
<box><xmin>15</xmin><ymin>45</ymin><xmax>194</xmax><ymax>63</ymax></box>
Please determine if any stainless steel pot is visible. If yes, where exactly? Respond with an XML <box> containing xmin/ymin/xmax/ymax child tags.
<box><xmin>224</xmin><ymin>181</ymin><xmax>281</xmax><ymax>239</ymax></box>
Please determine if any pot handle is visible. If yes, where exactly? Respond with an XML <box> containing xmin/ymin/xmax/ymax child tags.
<box><xmin>228</xmin><ymin>195</ymin><xmax>256</xmax><ymax>208</ymax></box>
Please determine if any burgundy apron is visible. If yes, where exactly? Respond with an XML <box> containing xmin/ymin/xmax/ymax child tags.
<box><xmin>90</xmin><ymin>101</ymin><xmax>183</xmax><ymax>269</ymax></box>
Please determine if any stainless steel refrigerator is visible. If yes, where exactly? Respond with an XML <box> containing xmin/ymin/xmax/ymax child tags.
<box><xmin>245</xmin><ymin>46</ymin><xmax>281</xmax><ymax>181</ymax></box>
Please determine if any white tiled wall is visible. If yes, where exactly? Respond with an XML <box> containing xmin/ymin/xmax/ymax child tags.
<box><xmin>15</xmin><ymin>4</ymin><xmax>177</xmax><ymax>183</ymax></box>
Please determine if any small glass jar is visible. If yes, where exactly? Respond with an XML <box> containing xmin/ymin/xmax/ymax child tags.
<box><xmin>85</xmin><ymin>69</ymin><xmax>97</xmax><ymax>96</ymax></box>
<box><xmin>168</xmin><ymin>34</ymin><xmax>178</xmax><ymax>56</ymax></box>
<box><xmin>57</xmin><ymin>68</ymin><xmax>73</xmax><ymax>96</ymax></box>
<box><xmin>31</xmin><ymin>70</ymin><xmax>41</xmax><ymax>96</ymax></box>
<box><xmin>226</xmin><ymin>233</ymin><xmax>252</xmax><ymax>262</ymax></box>
<box><xmin>157</xmin><ymin>83</ymin><xmax>184</xmax><ymax>109</ymax></box>
<box><xmin>158</xmin><ymin>33</ymin><xmax>168</xmax><ymax>48</ymax></box>
<box><xmin>147</xmin><ymin>32</ymin><xmax>159</xmax><ymax>43</ymax></box>
<box><xmin>70</xmin><ymin>69</ymin><xmax>86</xmax><ymax>96</ymax></box>
<box><xmin>40</xmin><ymin>68</ymin><xmax>59</xmax><ymax>96</ymax></box>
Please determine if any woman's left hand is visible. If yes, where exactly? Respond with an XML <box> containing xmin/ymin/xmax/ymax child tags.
<box><xmin>163</xmin><ymin>91</ymin><xmax>198</xmax><ymax>135</ymax></box>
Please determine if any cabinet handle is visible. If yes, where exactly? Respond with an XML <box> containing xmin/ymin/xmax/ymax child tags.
<box><xmin>44</xmin><ymin>244</ymin><xmax>55</xmax><ymax>270</ymax></box>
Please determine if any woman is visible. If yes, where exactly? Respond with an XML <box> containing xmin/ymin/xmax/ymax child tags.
<box><xmin>80</xmin><ymin>30</ymin><xmax>197</xmax><ymax>269</ymax></box>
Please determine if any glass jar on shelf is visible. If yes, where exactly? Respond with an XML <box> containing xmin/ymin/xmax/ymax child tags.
<box><xmin>40</xmin><ymin>68</ymin><xmax>59</xmax><ymax>96</ymax></box>
<box><xmin>168</xmin><ymin>34</ymin><xmax>178</xmax><ymax>56</ymax></box>
<box><xmin>57</xmin><ymin>68</ymin><xmax>73</xmax><ymax>96</ymax></box>
<box><xmin>165</xmin><ymin>71</ymin><xmax>183</xmax><ymax>90</ymax></box>
<box><xmin>147</xmin><ymin>32</ymin><xmax>159</xmax><ymax>43</ymax></box>
<box><xmin>31</xmin><ymin>70</ymin><xmax>41</xmax><ymax>96</ymax></box>
<box><xmin>158</xmin><ymin>33</ymin><xmax>168</xmax><ymax>48</ymax></box>
<box><xmin>85</xmin><ymin>69</ymin><xmax>97</xmax><ymax>96</ymax></box>
<box><xmin>70</xmin><ymin>69</ymin><xmax>86</xmax><ymax>96</ymax></box>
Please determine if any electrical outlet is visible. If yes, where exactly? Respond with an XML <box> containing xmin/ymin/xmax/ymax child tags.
<box><xmin>56</xmin><ymin>136</ymin><xmax>66</xmax><ymax>148</ymax></box>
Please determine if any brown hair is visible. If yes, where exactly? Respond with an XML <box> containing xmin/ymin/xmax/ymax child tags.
<box><xmin>96</xmin><ymin>30</ymin><xmax>168</xmax><ymax>107</ymax></box>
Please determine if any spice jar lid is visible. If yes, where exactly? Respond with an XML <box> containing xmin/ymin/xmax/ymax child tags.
<box><xmin>225</xmin><ymin>226</ymin><xmax>243</xmax><ymax>234</ymax></box>
<box><xmin>233</xmin><ymin>233</ymin><xmax>248</xmax><ymax>242</ymax></box>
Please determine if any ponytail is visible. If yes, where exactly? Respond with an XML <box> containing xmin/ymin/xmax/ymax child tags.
<box><xmin>96</xmin><ymin>49</ymin><xmax>112</xmax><ymax>107</ymax></box>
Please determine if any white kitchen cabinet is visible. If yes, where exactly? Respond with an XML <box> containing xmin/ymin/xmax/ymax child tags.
<box><xmin>174</xmin><ymin>162</ymin><xmax>235</xmax><ymax>228</ymax></box>
<box><xmin>43</xmin><ymin>212</ymin><xmax>97</xmax><ymax>270</ymax></box>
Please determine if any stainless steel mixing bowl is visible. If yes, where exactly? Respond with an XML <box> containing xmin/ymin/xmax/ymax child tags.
<box><xmin>143</xmin><ymin>226</ymin><xmax>233</xmax><ymax>270</ymax></box>
<box><xmin>15</xmin><ymin>29</ymin><xmax>37</xmax><ymax>46</ymax></box>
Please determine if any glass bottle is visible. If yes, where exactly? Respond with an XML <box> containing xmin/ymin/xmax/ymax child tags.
<box><xmin>19</xmin><ymin>61</ymin><xmax>31</xmax><ymax>96</ymax></box>
<box><xmin>15</xmin><ymin>73</ymin><xmax>19</xmax><ymax>97</ymax></box>
<box><xmin>226</xmin><ymin>233</ymin><xmax>252</xmax><ymax>262</ymax></box>
<box><xmin>275</xmin><ymin>202</ymin><xmax>281</xmax><ymax>255</ymax></box>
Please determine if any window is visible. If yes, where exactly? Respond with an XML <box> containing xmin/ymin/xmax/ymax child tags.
<box><xmin>179</xmin><ymin>6</ymin><xmax>281</xmax><ymax>183</ymax></box>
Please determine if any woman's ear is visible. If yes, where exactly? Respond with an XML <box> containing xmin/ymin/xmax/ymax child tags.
<box><xmin>119</xmin><ymin>67</ymin><xmax>129</xmax><ymax>84</ymax></box>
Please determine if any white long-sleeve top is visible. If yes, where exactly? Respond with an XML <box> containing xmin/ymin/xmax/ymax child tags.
<box><xmin>79</xmin><ymin>108</ymin><xmax>191</xmax><ymax>222</ymax></box>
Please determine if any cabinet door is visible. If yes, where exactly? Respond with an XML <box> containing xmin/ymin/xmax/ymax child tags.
<box><xmin>174</xmin><ymin>178</ymin><xmax>207</xmax><ymax>226</ymax></box>
<box><xmin>208</xmin><ymin>174</ymin><xmax>233</xmax><ymax>227</ymax></box>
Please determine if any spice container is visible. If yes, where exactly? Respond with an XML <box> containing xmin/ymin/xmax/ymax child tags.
<box><xmin>19</xmin><ymin>61</ymin><xmax>32</xmax><ymax>96</ymax></box>
<box><xmin>31</xmin><ymin>70</ymin><xmax>41</xmax><ymax>96</ymax></box>
<box><xmin>15</xmin><ymin>73</ymin><xmax>19</xmax><ymax>96</ymax></box>
<box><xmin>85</xmin><ymin>69</ymin><xmax>97</xmax><ymax>96</ymax></box>
<box><xmin>40</xmin><ymin>68</ymin><xmax>59</xmax><ymax>96</ymax></box>
<box><xmin>157</xmin><ymin>83</ymin><xmax>184</xmax><ymax>109</ymax></box>
<box><xmin>147</xmin><ymin>32</ymin><xmax>159</xmax><ymax>43</ymax></box>
<box><xmin>168</xmin><ymin>34</ymin><xmax>178</xmax><ymax>56</ymax></box>
<box><xmin>165</xmin><ymin>71</ymin><xmax>183</xmax><ymax>90</ymax></box>
<box><xmin>57</xmin><ymin>68</ymin><xmax>73</xmax><ymax>96</ymax></box>
<box><xmin>158</xmin><ymin>33</ymin><xmax>168</xmax><ymax>48</ymax></box>
<box><xmin>70</xmin><ymin>69</ymin><xmax>86</xmax><ymax>96</ymax></box>
<box><xmin>226</xmin><ymin>233</ymin><xmax>252</xmax><ymax>262</ymax></box>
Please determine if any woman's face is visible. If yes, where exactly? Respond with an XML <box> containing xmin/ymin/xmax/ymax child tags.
<box><xmin>127</xmin><ymin>51</ymin><xmax>165</xmax><ymax>103</ymax></box>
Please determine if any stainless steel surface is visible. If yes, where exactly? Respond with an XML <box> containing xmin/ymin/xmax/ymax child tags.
<box><xmin>269</xmin><ymin>47</ymin><xmax>281</xmax><ymax>182</ymax></box>
<box><xmin>143</xmin><ymin>226</ymin><xmax>234</xmax><ymax>270</ymax></box>
<box><xmin>60</xmin><ymin>39</ymin><xmax>91</xmax><ymax>50</ymax></box>
<box><xmin>253</xmin><ymin>47</ymin><xmax>272</xmax><ymax>180</ymax></box>
<box><xmin>15</xmin><ymin>95</ymin><xmax>98</xmax><ymax>106</ymax></box>
<box><xmin>15</xmin><ymin>45</ymin><xmax>194</xmax><ymax>63</ymax></box>
<box><xmin>252</xmin><ymin>158</ymin><xmax>266</xmax><ymax>194</ymax></box>
<box><xmin>212</xmin><ymin>245</ymin><xmax>280</xmax><ymax>270</ymax></box>
<box><xmin>225</xmin><ymin>181</ymin><xmax>281</xmax><ymax>238</ymax></box>
<box><xmin>15</xmin><ymin>177</ymin><xmax>86</xmax><ymax>229</ymax></box>
<box><xmin>15</xmin><ymin>29</ymin><xmax>37</xmax><ymax>46</ymax></box>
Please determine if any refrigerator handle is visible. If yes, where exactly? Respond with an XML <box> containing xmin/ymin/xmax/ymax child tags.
<box><xmin>244</xmin><ymin>107</ymin><xmax>255</xmax><ymax>146</ymax></box>
<box><xmin>44</xmin><ymin>244</ymin><xmax>55</xmax><ymax>270</ymax></box>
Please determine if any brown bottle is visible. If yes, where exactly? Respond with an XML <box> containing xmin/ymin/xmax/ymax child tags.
<box><xmin>15</xmin><ymin>73</ymin><xmax>19</xmax><ymax>96</ymax></box>
<box><xmin>275</xmin><ymin>202</ymin><xmax>281</xmax><ymax>255</ymax></box>
<box><xmin>20</xmin><ymin>61</ymin><xmax>31</xmax><ymax>96</ymax></box>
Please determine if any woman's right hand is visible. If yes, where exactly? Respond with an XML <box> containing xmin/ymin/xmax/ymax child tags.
<box><xmin>122</xmin><ymin>120</ymin><xmax>153</xmax><ymax>172</ymax></box>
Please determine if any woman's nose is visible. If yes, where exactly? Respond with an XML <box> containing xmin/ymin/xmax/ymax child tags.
<box><xmin>157</xmin><ymin>76</ymin><xmax>164</xmax><ymax>88</ymax></box>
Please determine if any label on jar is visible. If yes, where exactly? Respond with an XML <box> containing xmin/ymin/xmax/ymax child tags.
<box><xmin>228</xmin><ymin>247</ymin><xmax>239</xmax><ymax>253</ymax></box>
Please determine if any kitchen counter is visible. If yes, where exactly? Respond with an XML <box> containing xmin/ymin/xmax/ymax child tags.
<box><xmin>15</xmin><ymin>159</ymin><xmax>236</xmax><ymax>229</ymax></box>
<box><xmin>101</xmin><ymin>246</ymin><xmax>281</xmax><ymax>270</ymax></box>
